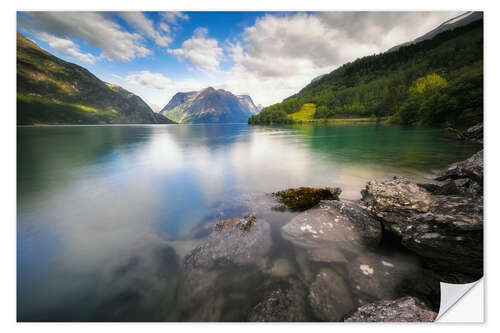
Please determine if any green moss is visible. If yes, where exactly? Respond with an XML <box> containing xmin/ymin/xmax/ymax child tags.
<box><xmin>273</xmin><ymin>187</ymin><xmax>342</xmax><ymax>211</ymax></box>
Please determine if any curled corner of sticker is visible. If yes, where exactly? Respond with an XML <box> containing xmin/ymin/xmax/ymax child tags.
<box><xmin>436</xmin><ymin>278</ymin><xmax>483</xmax><ymax>322</ymax></box>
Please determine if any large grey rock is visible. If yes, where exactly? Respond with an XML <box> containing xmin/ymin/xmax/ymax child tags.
<box><xmin>361</xmin><ymin>177</ymin><xmax>432</xmax><ymax>236</ymax></box>
<box><xmin>436</xmin><ymin>150</ymin><xmax>483</xmax><ymax>184</ymax></box>
<box><xmin>248</xmin><ymin>277</ymin><xmax>309</xmax><ymax>322</ymax></box>
<box><xmin>281</xmin><ymin>200</ymin><xmax>382</xmax><ymax>263</ymax></box>
<box><xmin>308</xmin><ymin>268</ymin><xmax>354</xmax><ymax>321</ymax></box>
<box><xmin>176</xmin><ymin>216</ymin><xmax>272</xmax><ymax>321</ymax></box>
<box><xmin>344</xmin><ymin>296</ymin><xmax>437</xmax><ymax>322</ymax></box>
<box><xmin>401</xmin><ymin>195</ymin><xmax>483</xmax><ymax>280</ymax></box>
<box><xmin>361</xmin><ymin>177</ymin><xmax>483</xmax><ymax>282</ymax></box>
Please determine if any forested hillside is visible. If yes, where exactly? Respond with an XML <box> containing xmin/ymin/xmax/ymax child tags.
<box><xmin>249</xmin><ymin>19</ymin><xmax>483</xmax><ymax>126</ymax></box>
<box><xmin>17</xmin><ymin>32</ymin><xmax>175</xmax><ymax>125</ymax></box>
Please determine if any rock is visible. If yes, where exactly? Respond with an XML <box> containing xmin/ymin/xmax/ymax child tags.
<box><xmin>248</xmin><ymin>277</ymin><xmax>309</xmax><ymax>322</ymax></box>
<box><xmin>466</xmin><ymin>122</ymin><xmax>483</xmax><ymax>142</ymax></box>
<box><xmin>445</xmin><ymin>123</ymin><xmax>483</xmax><ymax>143</ymax></box>
<box><xmin>346</xmin><ymin>252</ymin><xmax>440</xmax><ymax>308</ymax></box>
<box><xmin>273</xmin><ymin>186</ymin><xmax>341</xmax><ymax>211</ymax></box>
<box><xmin>361</xmin><ymin>176</ymin><xmax>483</xmax><ymax>282</ymax></box>
<box><xmin>436</xmin><ymin>150</ymin><xmax>483</xmax><ymax>185</ymax></box>
<box><xmin>94</xmin><ymin>232</ymin><xmax>179</xmax><ymax>321</ymax></box>
<box><xmin>308</xmin><ymin>268</ymin><xmax>354</xmax><ymax>321</ymax></box>
<box><xmin>361</xmin><ymin>177</ymin><xmax>432</xmax><ymax>236</ymax></box>
<box><xmin>176</xmin><ymin>216</ymin><xmax>272</xmax><ymax>321</ymax></box>
<box><xmin>401</xmin><ymin>195</ymin><xmax>483</xmax><ymax>281</ymax></box>
<box><xmin>344</xmin><ymin>296</ymin><xmax>437</xmax><ymax>322</ymax></box>
<box><xmin>445</xmin><ymin>127</ymin><xmax>465</xmax><ymax>140</ymax></box>
<box><xmin>281</xmin><ymin>200</ymin><xmax>382</xmax><ymax>263</ymax></box>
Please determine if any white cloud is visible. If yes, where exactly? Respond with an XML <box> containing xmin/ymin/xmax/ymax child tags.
<box><xmin>125</xmin><ymin>70</ymin><xmax>172</xmax><ymax>90</ymax></box>
<box><xmin>36</xmin><ymin>32</ymin><xmax>97</xmax><ymax>64</ymax></box>
<box><xmin>162</xmin><ymin>12</ymin><xmax>189</xmax><ymax>25</ymax></box>
<box><xmin>168</xmin><ymin>27</ymin><xmax>223</xmax><ymax>72</ymax></box>
<box><xmin>18</xmin><ymin>12</ymin><xmax>151</xmax><ymax>61</ymax></box>
<box><xmin>219</xmin><ymin>11</ymin><xmax>461</xmax><ymax>106</ymax></box>
<box><xmin>120</xmin><ymin>12</ymin><xmax>172</xmax><ymax>47</ymax></box>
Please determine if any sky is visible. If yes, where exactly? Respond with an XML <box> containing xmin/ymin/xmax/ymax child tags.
<box><xmin>17</xmin><ymin>11</ymin><xmax>462</xmax><ymax>110</ymax></box>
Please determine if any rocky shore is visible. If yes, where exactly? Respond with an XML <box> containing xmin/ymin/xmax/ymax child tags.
<box><xmin>173</xmin><ymin>145</ymin><xmax>483</xmax><ymax>322</ymax></box>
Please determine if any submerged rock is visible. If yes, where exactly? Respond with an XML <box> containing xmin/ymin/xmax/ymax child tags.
<box><xmin>248</xmin><ymin>277</ymin><xmax>309</xmax><ymax>322</ymax></box>
<box><xmin>94</xmin><ymin>232</ymin><xmax>180</xmax><ymax>321</ymax></box>
<box><xmin>281</xmin><ymin>200</ymin><xmax>381</xmax><ymax>263</ymax></box>
<box><xmin>344</xmin><ymin>296</ymin><xmax>437</xmax><ymax>322</ymax></box>
<box><xmin>273</xmin><ymin>186</ymin><xmax>341</xmax><ymax>211</ymax></box>
<box><xmin>176</xmin><ymin>216</ymin><xmax>272</xmax><ymax>321</ymax></box>
<box><xmin>308</xmin><ymin>268</ymin><xmax>354</xmax><ymax>321</ymax></box>
<box><xmin>346</xmin><ymin>252</ymin><xmax>440</xmax><ymax>308</ymax></box>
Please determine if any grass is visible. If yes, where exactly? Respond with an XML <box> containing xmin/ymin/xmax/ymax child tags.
<box><xmin>17</xmin><ymin>95</ymin><xmax>119</xmax><ymax>125</ymax></box>
<box><xmin>287</xmin><ymin>103</ymin><xmax>380</xmax><ymax>123</ymax></box>
<box><xmin>287</xmin><ymin>103</ymin><xmax>316</xmax><ymax>121</ymax></box>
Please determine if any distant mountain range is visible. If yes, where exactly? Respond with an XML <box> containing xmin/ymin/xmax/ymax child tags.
<box><xmin>161</xmin><ymin>87</ymin><xmax>259</xmax><ymax>124</ymax></box>
<box><xmin>388</xmin><ymin>11</ymin><xmax>483</xmax><ymax>52</ymax></box>
<box><xmin>17</xmin><ymin>32</ymin><xmax>175</xmax><ymax>125</ymax></box>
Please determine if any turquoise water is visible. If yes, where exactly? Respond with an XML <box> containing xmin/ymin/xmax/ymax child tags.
<box><xmin>17</xmin><ymin>124</ymin><xmax>479</xmax><ymax>321</ymax></box>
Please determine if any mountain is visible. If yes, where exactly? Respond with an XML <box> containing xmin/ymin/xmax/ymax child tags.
<box><xmin>388</xmin><ymin>11</ymin><xmax>483</xmax><ymax>52</ymax></box>
<box><xmin>17</xmin><ymin>32</ymin><xmax>175</xmax><ymax>125</ymax></box>
<box><xmin>237</xmin><ymin>95</ymin><xmax>260</xmax><ymax>115</ymax></box>
<box><xmin>161</xmin><ymin>87</ymin><xmax>259</xmax><ymax>123</ymax></box>
<box><xmin>310</xmin><ymin>74</ymin><xmax>326</xmax><ymax>83</ymax></box>
<box><xmin>249</xmin><ymin>17</ymin><xmax>483</xmax><ymax>126</ymax></box>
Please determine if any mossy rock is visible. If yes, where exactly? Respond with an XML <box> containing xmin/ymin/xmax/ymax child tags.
<box><xmin>273</xmin><ymin>187</ymin><xmax>341</xmax><ymax>211</ymax></box>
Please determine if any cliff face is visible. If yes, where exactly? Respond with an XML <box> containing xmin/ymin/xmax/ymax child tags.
<box><xmin>17</xmin><ymin>32</ymin><xmax>175</xmax><ymax>125</ymax></box>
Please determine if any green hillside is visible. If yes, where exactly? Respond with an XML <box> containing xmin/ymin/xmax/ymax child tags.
<box><xmin>17</xmin><ymin>32</ymin><xmax>175</xmax><ymax>125</ymax></box>
<box><xmin>288</xmin><ymin>103</ymin><xmax>316</xmax><ymax>121</ymax></box>
<box><xmin>249</xmin><ymin>19</ymin><xmax>483</xmax><ymax>126</ymax></box>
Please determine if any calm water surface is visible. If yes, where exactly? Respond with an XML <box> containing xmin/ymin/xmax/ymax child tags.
<box><xmin>17</xmin><ymin>124</ymin><xmax>479</xmax><ymax>321</ymax></box>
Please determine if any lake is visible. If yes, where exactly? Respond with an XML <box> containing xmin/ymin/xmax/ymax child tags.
<box><xmin>17</xmin><ymin>124</ymin><xmax>480</xmax><ymax>321</ymax></box>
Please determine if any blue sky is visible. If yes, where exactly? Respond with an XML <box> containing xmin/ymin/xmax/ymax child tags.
<box><xmin>17</xmin><ymin>11</ymin><xmax>461</xmax><ymax>109</ymax></box>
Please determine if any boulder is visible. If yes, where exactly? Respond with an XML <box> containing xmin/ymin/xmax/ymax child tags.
<box><xmin>281</xmin><ymin>200</ymin><xmax>382</xmax><ymax>263</ymax></box>
<box><xmin>273</xmin><ymin>186</ymin><xmax>341</xmax><ymax>211</ymax></box>
<box><xmin>401</xmin><ymin>195</ymin><xmax>483</xmax><ymax>280</ymax></box>
<box><xmin>344</xmin><ymin>296</ymin><xmax>437</xmax><ymax>322</ymax></box>
<box><xmin>308</xmin><ymin>268</ymin><xmax>354</xmax><ymax>321</ymax></box>
<box><xmin>361</xmin><ymin>176</ymin><xmax>483</xmax><ymax>282</ymax></box>
<box><xmin>176</xmin><ymin>216</ymin><xmax>272</xmax><ymax>321</ymax></box>
<box><xmin>435</xmin><ymin>150</ymin><xmax>483</xmax><ymax>188</ymax></box>
<box><xmin>248</xmin><ymin>277</ymin><xmax>309</xmax><ymax>322</ymax></box>
<box><xmin>361</xmin><ymin>177</ymin><xmax>432</xmax><ymax>236</ymax></box>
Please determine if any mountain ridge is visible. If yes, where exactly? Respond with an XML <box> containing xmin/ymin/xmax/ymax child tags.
<box><xmin>17</xmin><ymin>32</ymin><xmax>175</xmax><ymax>125</ymax></box>
<box><xmin>161</xmin><ymin>87</ymin><xmax>259</xmax><ymax>123</ymax></box>
<box><xmin>388</xmin><ymin>11</ymin><xmax>483</xmax><ymax>52</ymax></box>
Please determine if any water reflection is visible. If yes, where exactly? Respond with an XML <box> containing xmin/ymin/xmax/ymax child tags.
<box><xmin>17</xmin><ymin>124</ymin><xmax>479</xmax><ymax>321</ymax></box>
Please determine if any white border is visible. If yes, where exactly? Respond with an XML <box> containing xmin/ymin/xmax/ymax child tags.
<box><xmin>2</xmin><ymin>0</ymin><xmax>498</xmax><ymax>331</ymax></box>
